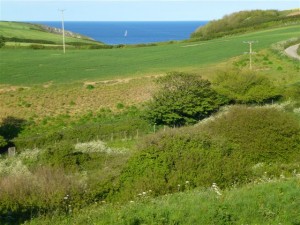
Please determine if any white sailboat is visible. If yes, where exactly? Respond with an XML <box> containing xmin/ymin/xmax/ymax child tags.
<box><xmin>124</xmin><ymin>30</ymin><xmax>128</xmax><ymax>37</ymax></box>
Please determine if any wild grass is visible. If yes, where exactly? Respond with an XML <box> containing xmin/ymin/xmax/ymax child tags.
<box><xmin>25</xmin><ymin>177</ymin><xmax>300</xmax><ymax>225</ymax></box>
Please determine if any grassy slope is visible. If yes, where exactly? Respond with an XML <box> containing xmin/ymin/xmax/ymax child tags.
<box><xmin>0</xmin><ymin>25</ymin><xmax>299</xmax><ymax>85</ymax></box>
<box><xmin>26</xmin><ymin>178</ymin><xmax>300</xmax><ymax>225</ymax></box>
<box><xmin>0</xmin><ymin>21</ymin><xmax>98</xmax><ymax>45</ymax></box>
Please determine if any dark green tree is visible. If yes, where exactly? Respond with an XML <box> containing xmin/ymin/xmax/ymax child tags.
<box><xmin>145</xmin><ymin>72</ymin><xmax>227</xmax><ymax>126</ymax></box>
<box><xmin>0</xmin><ymin>135</ymin><xmax>7</xmax><ymax>148</ymax></box>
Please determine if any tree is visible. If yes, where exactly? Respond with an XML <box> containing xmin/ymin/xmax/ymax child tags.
<box><xmin>145</xmin><ymin>72</ymin><xmax>228</xmax><ymax>126</ymax></box>
<box><xmin>0</xmin><ymin>36</ymin><xmax>5</xmax><ymax>48</ymax></box>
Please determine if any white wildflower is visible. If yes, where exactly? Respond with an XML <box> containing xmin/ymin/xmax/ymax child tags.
<box><xmin>75</xmin><ymin>140</ymin><xmax>127</xmax><ymax>154</ymax></box>
<box><xmin>212</xmin><ymin>183</ymin><xmax>222</xmax><ymax>196</ymax></box>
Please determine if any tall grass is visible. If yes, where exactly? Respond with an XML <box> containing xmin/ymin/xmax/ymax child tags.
<box><xmin>25</xmin><ymin>178</ymin><xmax>300</xmax><ymax>225</ymax></box>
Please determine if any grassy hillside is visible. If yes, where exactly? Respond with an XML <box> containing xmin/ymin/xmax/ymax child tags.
<box><xmin>26</xmin><ymin>178</ymin><xmax>300</xmax><ymax>225</ymax></box>
<box><xmin>191</xmin><ymin>9</ymin><xmax>300</xmax><ymax>40</ymax></box>
<box><xmin>0</xmin><ymin>21</ymin><xmax>101</xmax><ymax>46</ymax></box>
<box><xmin>0</xmin><ymin>25</ymin><xmax>299</xmax><ymax>85</ymax></box>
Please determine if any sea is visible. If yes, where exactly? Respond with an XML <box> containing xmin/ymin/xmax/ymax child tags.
<box><xmin>33</xmin><ymin>21</ymin><xmax>207</xmax><ymax>45</ymax></box>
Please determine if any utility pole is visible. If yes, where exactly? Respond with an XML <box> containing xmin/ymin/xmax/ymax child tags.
<box><xmin>59</xmin><ymin>9</ymin><xmax>66</xmax><ymax>54</ymax></box>
<box><xmin>243</xmin><ymin>41</ymin><xmax>257</xmax><ymax>70</ymax></box>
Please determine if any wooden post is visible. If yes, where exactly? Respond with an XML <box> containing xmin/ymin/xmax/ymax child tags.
<box><xmin>136</xmin><ymin>129</ymin><xmax>139</xmax><ymax>139</ymax></box>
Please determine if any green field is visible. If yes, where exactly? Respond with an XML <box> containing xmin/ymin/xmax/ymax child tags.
<box><xmin>1</xmin><ymin>25</ymin><xmax>299</xmax><ymax>85</ymax></box>
<box><xmin>0</xmin><ymin>21</ymin><xmax>98</xmax><ymax>45</ymax></box>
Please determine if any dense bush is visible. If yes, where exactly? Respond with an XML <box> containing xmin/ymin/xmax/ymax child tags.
<box><xmin>145</xmin><ymin>72</ymin><xmax>228</xmax><ymax>126</ymax></box>
<box><xmin>3</xmin><ymin>37</ymin><xmax>55</xmax><ymax>44</ymax></box>
<box><xmin>200</xmin><ymin>106</ymin><xmax>300</xmax><ymax>162</ymax></box>
<box><xmin>0</xmin><ymin>135</ymin><xmax>7</xmax><ymax>148</ymax></box>
<box><xmin>0</xmin><ymin>36</ymin><xmax>5</xmax><ymax>48</ymax></box>
<box><xmin>89</xmin><ymin>44</ymin><xmax>114</xmax><ymax>49</ymax></box>
<box><xmin>116</xmin><ymin>106</ymin><xmax>300</xmax><ymax>201</ymax></box>
<box><xmin>30</xmin><ymin>44</ymin><xmax>46</xmax><ymax>49</ymax></box>
<box><xmin>213</xmin><ymin>70</ymin><xmax>281</xmax><ymax>104</ymax></box>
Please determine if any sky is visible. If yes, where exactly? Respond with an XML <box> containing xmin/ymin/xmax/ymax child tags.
<box><xmin>1</xmin><ymin>0</ymin><xmax>299</xmax><ymax>21</ymax></box>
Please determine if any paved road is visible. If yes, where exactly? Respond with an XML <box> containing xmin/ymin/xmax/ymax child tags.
<box><xmin>284</xmin><ymin>43</ymin><xmax>300</xmax><ymax>60</ymax></box>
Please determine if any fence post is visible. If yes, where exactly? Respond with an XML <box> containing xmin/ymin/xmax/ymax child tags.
<box><xmin>136</xmin><ymin>129</ymin><xmax>139</xmax><ymax>139</ymax></box>
<box><xmin>8</xmin><ymin>147</ymin><xmax>16</xmax><ymax>157</ymax></box>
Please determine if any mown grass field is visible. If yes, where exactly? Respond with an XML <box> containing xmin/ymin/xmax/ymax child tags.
<box><xmin>1</xmin><ymin>25</ymin><xmax>299</xmax><ymax>85</ymax></box>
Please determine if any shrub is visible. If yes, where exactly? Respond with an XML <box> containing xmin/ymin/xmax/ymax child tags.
<box><xmin>86</xmin><ymin>84</ymin><xmax>95</xmax><ymax>90</ymax></box>
<box><xmin>0</xmin><ymin>36</ymin><xmax>5</xmax><ymax>48</ymax></box>
<box><xmin>116</xmin><ymin>106</ymin><xmax>300</xmax><ymax>201</ymax></box>
<box><xmin>213</xmin><ymin>70</ymin><xmax>281</xmax><ymax>104</ymax></box>
<box><xmin>30</xmin><ymin>44</ymin><xmax>45</xmax><ymax>49</ymax></box>
<box><xmin>0</xmin><ymin>135</ymin><xmax>7</xmax><ymax>148</ymax></box>
<box><xmin>200</xmin><ymin>105</ymin><xmax>300</xmax><ymax>163</ymax></box>
<box><xmin>89</xmin><ymin>45</ymin><xmax>113</xmax><ymax>49</ymax></box>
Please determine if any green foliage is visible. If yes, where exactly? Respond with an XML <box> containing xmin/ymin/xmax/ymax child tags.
<box><xmin>13</xmin><ymin>108</ymin><xmax>151</xmax><ymax>150</ymax></box>
<box><xmin>0</xmin><ymin>167</ymin><xmax>87</xmax><ymax>224</ymax></box>
<box><xmin>0</xmin><ymin>117</ymin><xmax>27</xmax><ymax>146</ymax></box>
<box><xmin>145</xmin><ymin>72</ymin><xmax>228</xmax><ymax>126</ymax></box>
<box><xmin>191</xmin><ymin>9</ymin><xmax>300</xmax><ymax>40</ymax></box>
<box><xmin>27</xmin><ymin>178</ymin><xmax>300</xmax><ymax>225</ymax></box>
<box><xmin>30</xmin><ymin>44</ymin><xmax>46</xmax><ymax>49</ymax></box>
<box><xmin>0</xmin><ymin>36</ymin><xmax>5</xmax><ymax>48</ymax></box>
<box><xmin>0</xmin><ymin>135</ymin><xmax>7</xmax><ymax>148</ymax></box>
<box><xmin>4</xmin><ymin>37</ymin><xmax>55</xmax><ymax>44</ymax></box>
<box><xmin>116</xmin><ymin>103</ymin><xmax>125</xmax><ymax>109</ymax></box>
<box><xmin>89</xmin><ymin>44</ymin><xmax>113</xmax><ymax>49</ymax></box>
<box><xmin>213</xmin><ymin>71</ymin><xmax>281</xmax><ymax>104</ymax></box>
<box><xmin>85</xmin><ymin>84</ymin><xmax>95</xmax><ymax>90</ymax></box>
<box><xmin>201</xmin><ymin>106</ymin><xmax>300</xmax><ymax>163</ymax></box>
<box><xmin>116</xmin><ymin>106</ymin><xmax>300</xmax><ymax>201</ymax></box>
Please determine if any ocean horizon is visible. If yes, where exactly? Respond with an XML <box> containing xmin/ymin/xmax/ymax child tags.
<box><xmin>31</xmin><ymin>21</ymin><xmax>208</xmax><ymax>45</ymax></box>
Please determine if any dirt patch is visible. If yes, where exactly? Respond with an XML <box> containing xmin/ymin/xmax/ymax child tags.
<box><xmin>0</xmin><ymin>86</ymin><xmax>30</xmax><ymax>94</ymax></box>
<box><xmin>287</xmin><ymin>11</ymin><xmax>300</xmax><ymax>17</ymax></box>
<box><xmin>83</xmin><ymin>74</ymin><xmax>163</xmax><ymax>87</ymax></box>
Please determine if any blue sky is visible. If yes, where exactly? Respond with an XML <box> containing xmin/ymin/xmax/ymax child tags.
<box><xmin>1</xmin><ymin>0</ymin><xmax>299</xmax><ymax>21</ymax></box>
